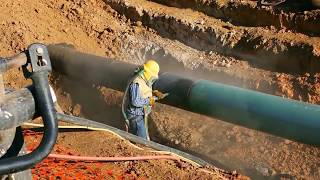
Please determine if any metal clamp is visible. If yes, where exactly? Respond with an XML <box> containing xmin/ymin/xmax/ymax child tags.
<box><xmin>28</xmin><ymin>44</ymin><xmax>52</xmax><ymax>73</ymax></box>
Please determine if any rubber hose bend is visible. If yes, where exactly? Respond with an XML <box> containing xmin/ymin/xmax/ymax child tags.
<box><xmin>0</xmin><ymin>72</ymin><xmax>58</xmax><ymax>175</ymax></box>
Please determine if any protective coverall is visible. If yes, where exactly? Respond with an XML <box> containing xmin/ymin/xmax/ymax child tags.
<box><xmin>126</xmin><ymin>75</ymin><xmax>156</xmax><ymax>139</ymax></box>
<box><xmin>123</xmin><ymin>60</ymin><xmax>162</xmax><ymax>140</ymax></box>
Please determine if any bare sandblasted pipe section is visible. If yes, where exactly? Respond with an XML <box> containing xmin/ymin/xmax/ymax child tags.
<box><xmin>48</xmin><ymin>44</ymin><xmax>320</xmax><ymax>146</ymax></box>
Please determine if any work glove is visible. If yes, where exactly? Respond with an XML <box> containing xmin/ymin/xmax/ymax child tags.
<box><xmin>153</xmin><ymin>90</ymin><xmax>169</xmax><ymax>100</ymax></box>
<box><xmin>144</xmin><ymin>105</ymin><xmax>152</xmax><ymax>115</ymax></box>
<box><xmin>149</xmin><ymin>96</ymin><xmax>158</xmax><ymax>106</ymax></box>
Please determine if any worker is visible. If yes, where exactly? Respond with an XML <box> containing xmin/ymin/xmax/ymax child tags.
<box><xmin>122</xmin><ymin>60</ymin><xmax>168</xmax><ymax>140</ymax></box>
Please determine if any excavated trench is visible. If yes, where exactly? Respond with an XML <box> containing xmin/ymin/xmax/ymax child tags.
<box><xmin>1</xmin><ymin>0</ymin><xmax>319</xmax><ymax>178</ymax></box>
<box><xmin>120</xmin><ymin>40</ymin><xmax>275</xmax><ymax>92</ymax></box>
<box><xmin>105</xmin><ymin>0</ymin><xmax>320</xmax><ymax>74</ymax></box>
<box><xmin>51</xmin><ymin>44</ymin><xmax>320</xmax><ymax>179</ymax></box>
<box><xmin>150</xmin><ymin>0</ymin><xmax>320</xmax><ymax>36</ymax></box>
<box><xmin>48</xmin><ymin>0</ymin><xmax>320</xmax><ymax>179</ymax></box>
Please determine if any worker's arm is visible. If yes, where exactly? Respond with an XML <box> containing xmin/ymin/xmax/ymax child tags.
<box><xmin>129</xmin><ymin>83</ymin><xmax>152</xmax><ymax>107</ymax></box>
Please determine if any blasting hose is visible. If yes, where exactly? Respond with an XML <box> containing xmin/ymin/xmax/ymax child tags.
<box><xmin>32</xmin><ymin>151</ymin><xmax>180</xmax><ymax>162</ymax></box>
<box><xmin>57</xmin><ymin>113</ymin><xmax>210</xmax><ymax>167</ymax></box>
<box><xmin>0</xmin><ymin>44</ymin><xmax>58</xmax><ymax>175</ymax></box>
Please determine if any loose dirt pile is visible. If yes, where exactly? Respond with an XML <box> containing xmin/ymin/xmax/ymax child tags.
<box><xmin>0</xmin><ymin>0</ymin><xmax>319</xmax><ymax>179</ymax></box>
<box><xmin>152</xmin><ymin>0</ymin><xmax>320</xmax><ymax>36</ymax></box>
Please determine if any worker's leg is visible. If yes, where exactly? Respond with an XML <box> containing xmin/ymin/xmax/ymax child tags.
<box><xmin>136</xmin><ymin>116</ymin><xmax>147</xmax><ymax>139</ymax></box>
<box><xmin>128</xmin><ymin>117</ymin><xmax>137</xmax><ymax>135</ymax></box>
<box><xmin>128</xmin><ymin>115</ymin><xmax>147</xmax><ymax>139</ymax></box>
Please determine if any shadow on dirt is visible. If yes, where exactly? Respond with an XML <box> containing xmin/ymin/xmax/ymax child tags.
<box><xmin>148</xmin><ymin>116</ymin><xmax>295</xmax><ymax>180</ymax></box>
<box><xmin>53</xmin><ymin>74</ymin><xmax>126</xmax><ymax>130</ymax></box>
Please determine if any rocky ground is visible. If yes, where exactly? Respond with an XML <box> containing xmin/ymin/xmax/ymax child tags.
<box><xmin>0</xmin><ymin>0</ymin><xmax>319</xmax><ymax>179</ymax></box>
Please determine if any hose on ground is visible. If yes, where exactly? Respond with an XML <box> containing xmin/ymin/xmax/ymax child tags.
<box><xmin>25</xmin><ymin>151</ymin><xmax>180</xmax><ymax>162</ymax></box>
<box><xmin>53</xmin><ymin>113</ymin><xmax>211</xmax><ymax>167</ymax></box>
<box><xmin>23</xmin><ymin>122</ymin><xmax>200</xmax><ymax>159</ymax></box>
<box><xmin>22</xmin><ymin>122</ymin><xmax>144</xmax><ymax>151</ymax></box>
<box><xmin>22</xmin><ymin>122</ymin><xmax>203</xmax><ymax>165</ymax></box>
<box><xmin>23</xmin><ymin>120</ymin><xmax>203</xmax><ymax>166</ymax></box>
<box><xmin>23</xmin><ymin>122</ymin><xmax>222</xmax><ymax>177</ymax></box>
<box><xmin>56</xmin><ymin>113</ymin><xmax>208</xmax><ymax>166</ymax></box>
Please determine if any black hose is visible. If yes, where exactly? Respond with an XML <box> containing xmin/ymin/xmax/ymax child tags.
<box><xmin>0</xmin><ymin>71</ymin><xmax>58</xmax><ymax>175</ymax></box>
<box><xmin>0</xmin><ymin>127</ymin><xmax>24</xmax><ymax>159</ymax></box>
<box><xmin>57</xmin><ymin>113</ymin><xmax>210</xmax><ymax>167</ymax></box>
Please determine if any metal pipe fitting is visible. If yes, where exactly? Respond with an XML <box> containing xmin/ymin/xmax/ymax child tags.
<box><xmin>0</xmin><ymin>53</ymin><xmax>27</xmax><ymax>73</ymax></box>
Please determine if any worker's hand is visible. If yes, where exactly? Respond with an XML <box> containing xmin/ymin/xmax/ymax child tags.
<box><xmin>153</xmin><ymin>90</ymin><xmax>169</xmax><ymax>100</ymax></box>
<box><xmin>149</xmin><ymin>96</ymin><xmax>158</xmax><ymax>106</ymax></box>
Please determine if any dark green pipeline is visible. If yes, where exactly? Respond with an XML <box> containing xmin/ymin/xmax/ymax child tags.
<box><xmin>191</xmin><ymin>80</ymin><xmax>320</xmax><ymax>144</ymax></box>
<box><xmin>154</xmin><ymin>73</ymin><xmax>320</xmax><ymax>146</ymax></box>
<box><xmin>48</xmin><ymin>45</ymin><xmax>320</xmax><ymax>146</ymax></box>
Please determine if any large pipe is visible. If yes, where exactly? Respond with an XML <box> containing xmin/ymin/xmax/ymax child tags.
<box><xmin>155</xmin><ymin>74</ymin><xmax>320</xmax><ymax>145</ymax></box>
<box><xmin>0</xmin><ymin>53</ymin><xmax>27</xmax><ymax>73</ymax></box>
<box><xmin>47</xmin><ymin>45</ymin><xmax>320</xmax><ymax>146</ymax></box>
<box><xmin>48</xmin><ymin>44</ymin><xmax>136</xmax><ymax>91</ymax></box>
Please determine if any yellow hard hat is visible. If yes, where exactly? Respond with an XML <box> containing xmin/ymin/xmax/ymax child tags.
<box><xmin>143</xmin><ymin>60</ymin><xmax>160</xmax><ymax>80</ymax></box>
